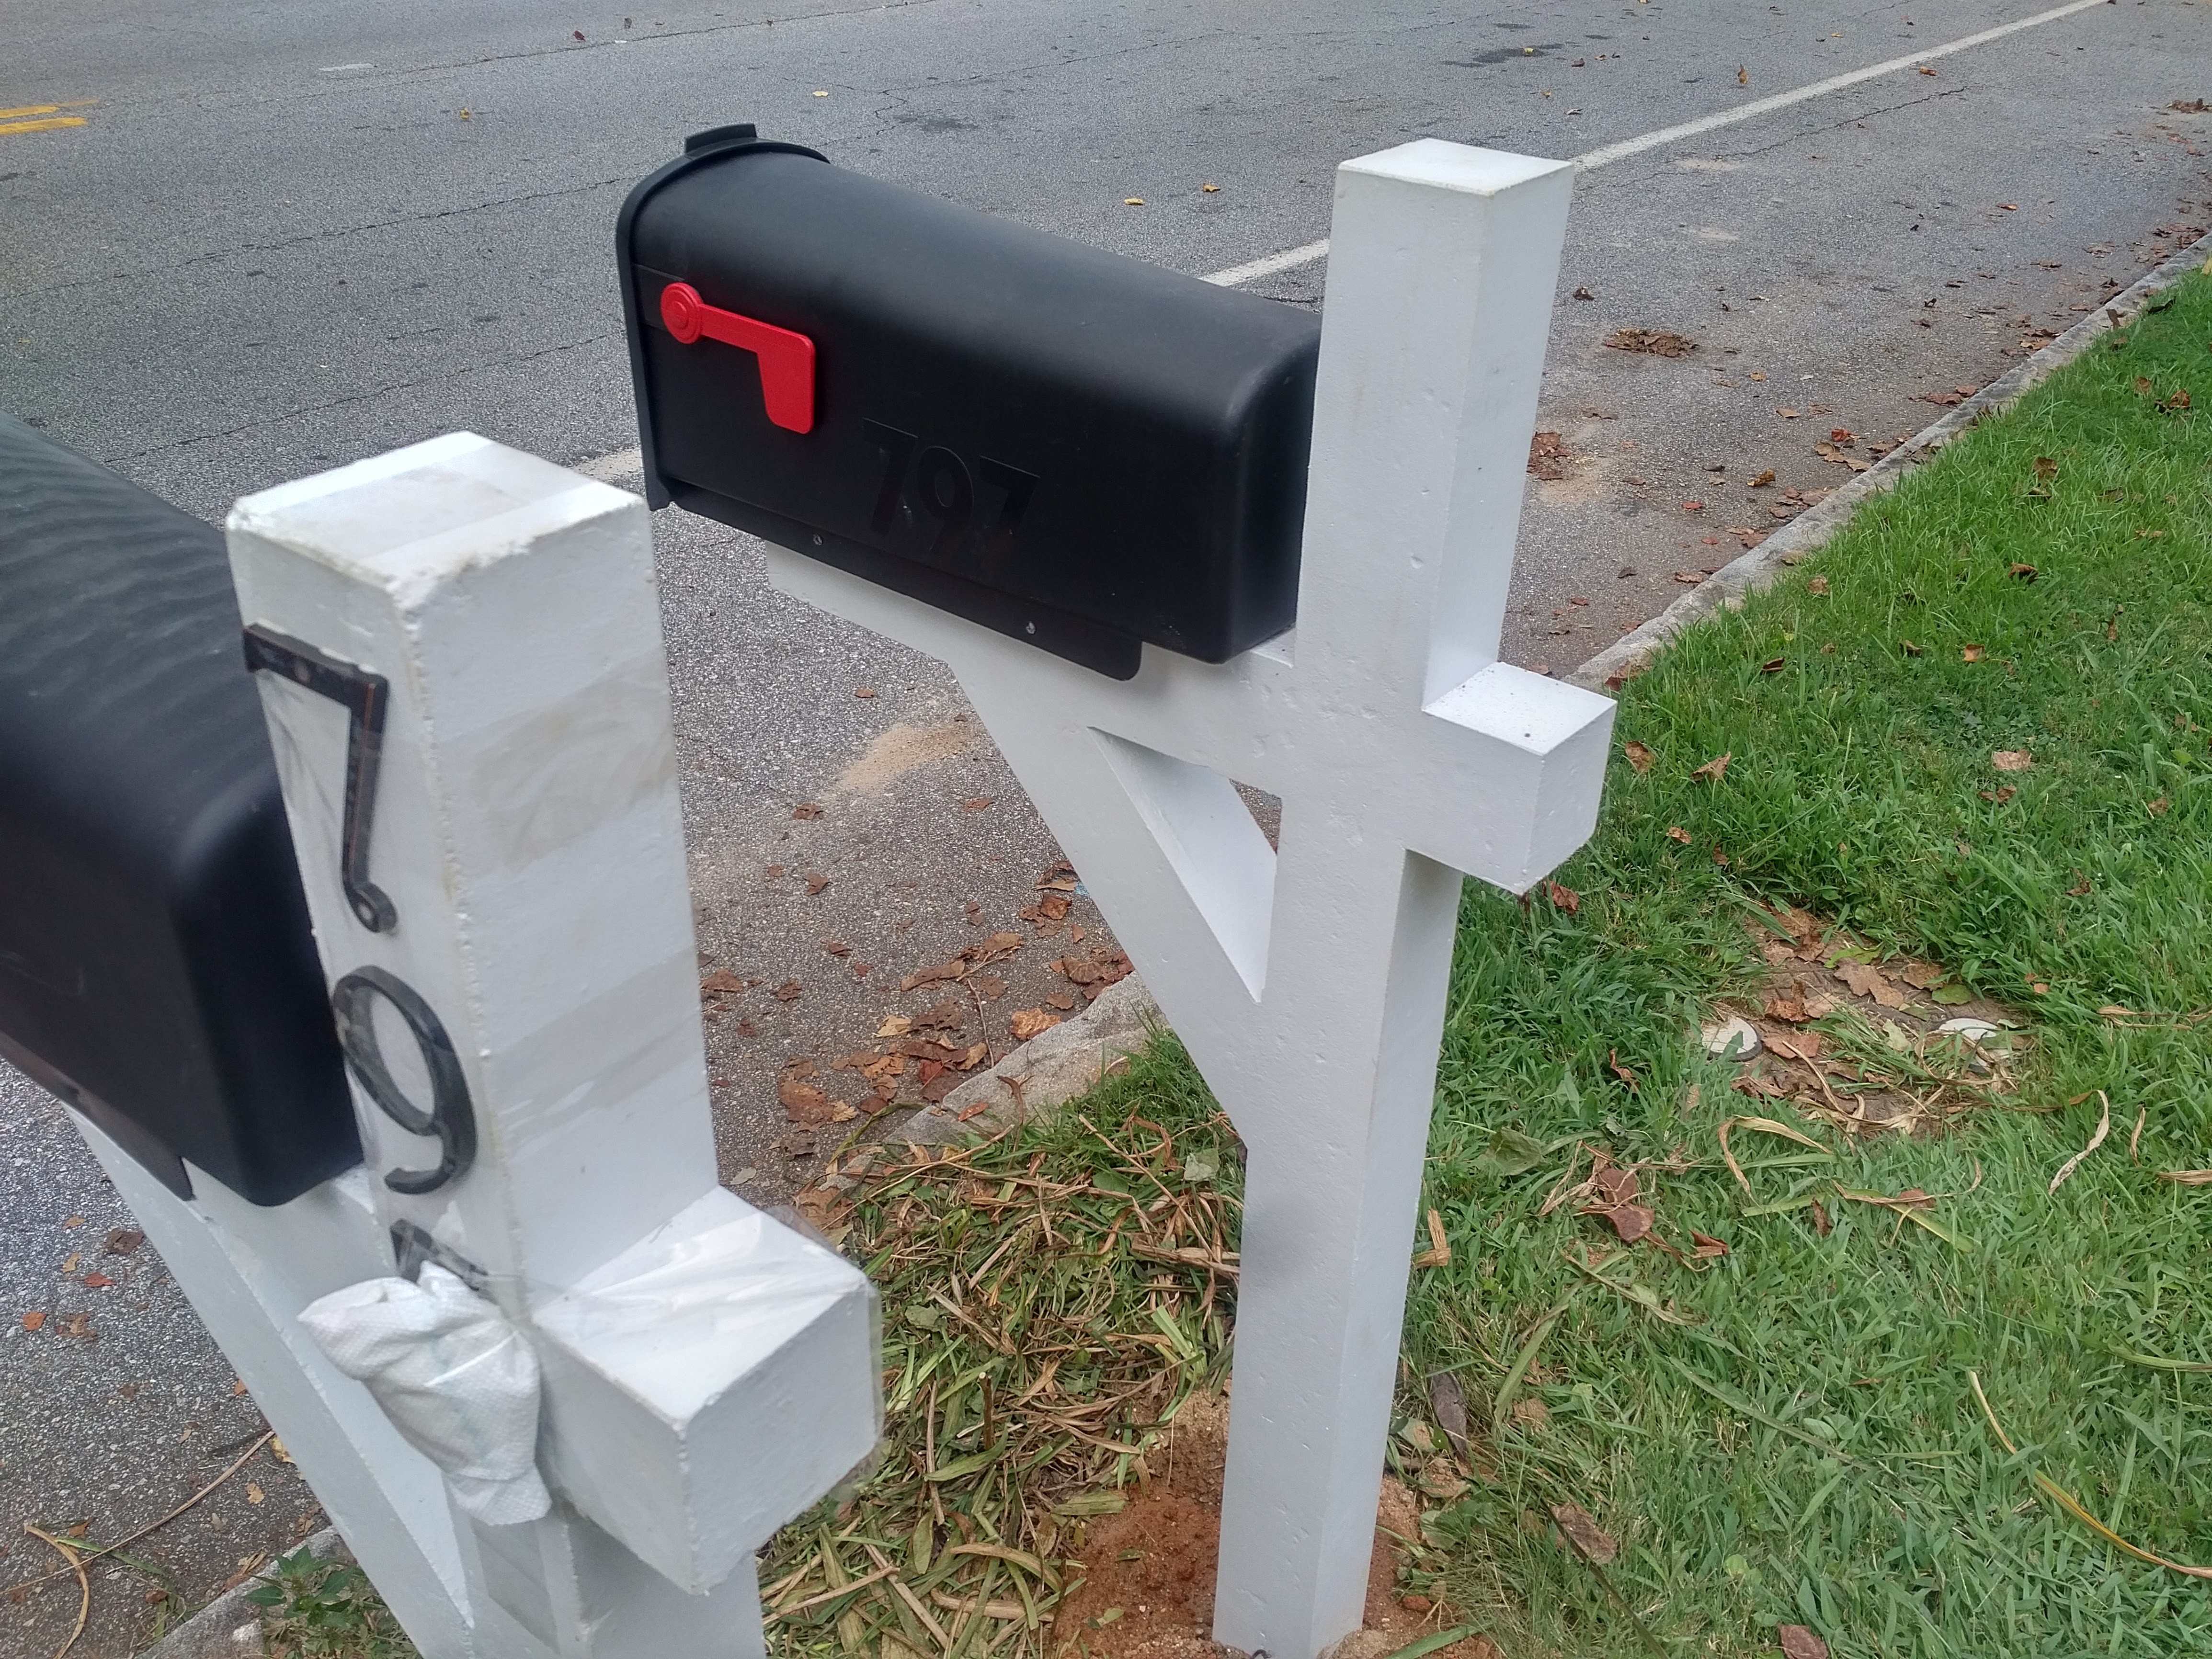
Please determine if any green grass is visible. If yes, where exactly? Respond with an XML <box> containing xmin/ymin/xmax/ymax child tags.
<box><xmin>1389</xmin><ymin>266</ymin><xmax>2212</xmax><ymax>1655</ymax></box>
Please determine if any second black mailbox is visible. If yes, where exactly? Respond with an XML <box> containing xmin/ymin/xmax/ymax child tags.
<box><xmin>618</xmin><ymin>126</ymin><xmax>1322</xmax><ymax>679</ymax></box>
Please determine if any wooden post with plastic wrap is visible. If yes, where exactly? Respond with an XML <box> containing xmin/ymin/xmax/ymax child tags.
<box><xmin>172</xmin><ymin>433</ymin><xmax>873</xmax><ymax>1657</ymax></box>
<box><xmin>759</xmin><ymin>140</ymin><xmax>1613</xmax><ymax>1658</ymax></box>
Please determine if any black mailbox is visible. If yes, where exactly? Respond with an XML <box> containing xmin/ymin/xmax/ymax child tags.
<box><xmin>0</xmin><ymin>412</ymin><xmax>358</xmax><ymax>1204</ymax></box>
<box><xmin>618</xmin><ymin>125</ymin><xmax>1322</xmax><ymax>679</ymax></box>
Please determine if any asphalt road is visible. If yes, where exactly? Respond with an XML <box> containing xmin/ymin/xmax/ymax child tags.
<box><xmin>3</xmin><ymin>0</ymin><xmax>2210</xmax><ymax>1650</ymax></box>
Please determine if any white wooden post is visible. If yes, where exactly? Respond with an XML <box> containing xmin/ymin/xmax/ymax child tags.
<box><xmin>69</xmin><ymin>432</ymin><xmax>878</xmax><ymax>1659</ymax></box>
<box><xmin>757</xmin><ymin>140</ymin><xmax>1608</xmax><ymax>1658</ymax></box>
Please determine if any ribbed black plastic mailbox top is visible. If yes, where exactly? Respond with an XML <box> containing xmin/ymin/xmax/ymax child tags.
<box><xmin>0</xmin><ymin>412</ymin><xmax>358</xmax><ymax>1204</ymax></box>
<box><xmin>619</xmin><ymin>126</ymin><xmax>1322</xmax><ymax>678</ymax></box>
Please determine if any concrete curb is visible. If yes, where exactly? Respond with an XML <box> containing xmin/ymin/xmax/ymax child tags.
<box><xmin>139</xmin><ymin>1527</ymin><xmax>343</xmax><ymax>1659</ymax></box>
<box><xmin>1570</xmin><ymin>230</ymin><xmax>2212</xmax><ymax>693</ymax></box>
<box><xmin>901</xmin><ymin>973</ymin><xmax>1160</xmax><ymax>1146</ymax></box>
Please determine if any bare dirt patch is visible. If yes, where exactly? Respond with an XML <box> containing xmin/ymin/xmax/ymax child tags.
<box><xmin>1051</xmin><ymin>1392</ymin><xmax>1500</xmax><ymax>1659</ymax></box>
<box><xmin>1716</xmin><ymin>905</ymin><xmax>2025</xmax><ymax>1137</ymax></box>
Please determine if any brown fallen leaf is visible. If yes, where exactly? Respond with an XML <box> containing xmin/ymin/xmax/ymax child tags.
<box><xmin>1836</xmin><ymin>961</ymin><xmax>1910</xmax><ymax>1009</ymax></box>
<box><xmin>1807</xmin><ymin>575</ymin><xmax>1829</xmax><ymax>595</ymax></box>
<box><xmin>1992</xmin><ymin>749</ymin><xmax>2033</xmax><ymax>773</ymax></box>
<box><xmin>700</xmin><ymin>967</ymin><xmax>746</xmax><ymax>995</ymax></box>
<box><xmin>779</xmin><ymin>1074</ymin><xmax>836</xmax><ymax>1125</ymax></box>
<box><xmin>1034</xmin><ymin>859</ymin><xmax>1079</xmax><ymax>891</ymax></box>
<box><xmin>1528</xmin><ymin>431</ymin><xmax>1570</xmax><ymax>480</ymax></box>
<box><xmin>1592</xmin><ymin>1203</ymin><xmax>1655</xmax><ymax>1243</ymax></box>
<box><xmin>1044</xmin><ymin>989</ymin><xmax>1077</xmax><ymax>1011</ymax></box>
<box><xmin>792</xmin><ymin>802</ymin><xmax>823</xmax><ymax>820</ymax></box>
<box><xmin>962</xmin><ymin>931</ymin><xmax>1026</xmax><ymax>968</ymax></box>
<box><xmin>1551</xmin><ymin>1503</ymin><xmax>1618</xmax><ymax>1564</ymax></box>
<box><xmin>1779</xmin><ymin>1627</ymin><xmax>1830</xmax><ymax>1659</ymax></box>
<box><xmin>1691</xmin><ymin>752</ymin><xmax>1732</xmax><ymax>782</ymax></box>
<box><xmin>876</xmin><ymin>1015</ymin><xmax>914</xmax><ymax>1038</ymax></box>
<box><xmin>1760</xmin><ymin>657</ymin><xmax>1786</xmax><ymax>674</ymax></box>
<box><xmin>81</xmin><ymin>1272</ymin><xmax>114</xmax><ymax>1290</ymax></box>
<box><xmin>1765</xmin><ymin>1029</ymin><xmax>1825</xmax><ymax>1061</ymax></box>
<box><xmin>821</xmin><ymin>939</ymin><xmax>849</xmax><ymax>957</ymax></box>
<box><xmin>901</xmin><ymin>960</ymin><xmax>967</xmax><ymax>992</ymax></box>
<box><xmin>1021</xmin><ymin>891</ymin><xmax>1072</xmax><ymax>927</ymax></box>
<box><xmin>772</xmin><ymin>979</ymin><xmax>803</xmax><ymax>1002</ymax></box>
<box><xmin>962</xmin><ymin>796</ymin><xmax>993</xmax><ymax>812</ymax></box>
<box><xmin>2150</xmin><ymin>796</ymin><xmax>2171</xmax><ymax>817</ymax></box>
<box><xmin>22</xmin><ymin>1311</ymin><xmax>46</xmax><ymax>1332</ymax></box>
<box><xmin>1900</xmin><ymin>639</ymin><xmax>1923</xmax><ymax>657</ymax></box>
<box><xmin>1814</xmin><ymin>441</ymin><xmax>1870</xmax><ymax>472</ymax></box>
<box><xmin>912</xmin><ymin>996</ymin><xmax>966</xmax><ymax>1030</ymax></box>
<box><xmin>1765</xmin><ymin>993</ymin><xmax>1810</xmax><ymax>1023</ymax></box>
<box><xmin>1623</xmin><ymin>740</ymin><xmax>1654</xmax><ymax>773</ymax></box>
<box><xmin>2157</xmin><ymin>1169</ymin><xmax>2212</xmax><ymax>1185</ymax></box>
<box><xmin>1962</xmin><ymin>644</ymin><xmax>1984</xmax><ymax>662</ymax></box>
<box><xmin>1546</xmin><ymin>880</ymin><xmax>1581</xmax><ymax>914</ymax></box>
<box><xmin>804</xmin><ymin>872</ymin><xmax>830</xmax><ymax>896</ymax></box>
<box><xmin>854</xmin><ymin>686</ymin><xmax>878</xmax><ymax>699</ymax></box>
<box><xmin>1691</xmin><ymin>1231</ymin><xmax>1729</xmax><ymax>1259</ymax></box>
<box><xmin>1666</xmin><ymin>826</ymin><xmax>1693</xmax><ymax>844</ymax></box>
<box><xmin>1747</xmin><ymin>468</ymin><xmax>1777</xmax><ymax>487</ymax></box>
<box><xmin>1980</xmin><ymin>786</ymin><xmax>2016</xmax><ymax>804</ymax></box>
<box><xmin>1009</xmin><ymin>1008</ymin><xmax>1061</xmax><ymax>1042</ymax></box>
<box><xmin>104</xmin><ymin>1229</ymin><xmax>144</xmax><ymax>1256</ymax></box>
<box><xmin>1603</xmin><ymin>328</ymin><xmax>1697</xmax><ymax>358</ymax></box>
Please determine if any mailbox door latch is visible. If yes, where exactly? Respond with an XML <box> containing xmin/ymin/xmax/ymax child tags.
<box><xmin>658</xmin><ymin>281</ymin><xmax>815</xmax><ymax>434</ymax></box>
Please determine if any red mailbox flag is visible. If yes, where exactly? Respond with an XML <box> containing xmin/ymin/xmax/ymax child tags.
<box><xmin>658</xmin><ymin>281</ymin><xmax>815</xmax><ymax>434</ymax></box>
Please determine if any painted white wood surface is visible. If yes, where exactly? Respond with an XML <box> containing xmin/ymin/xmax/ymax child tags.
<box><xmin>762</xmin><ymin>140</ymin><xmax>1610</xmax><ymax>1658</ymax></box>
<box><xmin>57</xmin><ymin>432</ymin><xmax>879</xmax><ymax>1658</ymax></box>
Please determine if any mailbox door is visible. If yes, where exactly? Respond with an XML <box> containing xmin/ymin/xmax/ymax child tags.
<box><xmin>0</xmin><ymin>413</ymin><xmax>358</xmax><ymax>1204</ymax></box>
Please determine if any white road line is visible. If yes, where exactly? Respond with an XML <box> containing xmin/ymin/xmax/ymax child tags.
<box><xmin>1573</xmin><ymin>0</ymin><xmax>2109</xmax><ymax>169</ymax></box>
<box><xmin>1201</xmin><ymin>238</ymin><xmax>1333</xmax><ymax>288</ymax></box>
<box><xmin>1198</xmin><ymin>0</ymin><xmax>2109</xmax><ymax>286</ymax></box>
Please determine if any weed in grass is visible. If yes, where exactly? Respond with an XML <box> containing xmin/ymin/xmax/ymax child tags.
<box><xmin>248</xmin><ymin>1548</ymin><xmax>418</xmax><ymax>1659</ymax></box>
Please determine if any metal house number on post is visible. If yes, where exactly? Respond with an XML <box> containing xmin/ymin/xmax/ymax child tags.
<box><xmin>245</xmin><ymin>626</ymin><xmax>481</xmax><ymax>1209</ymax></box>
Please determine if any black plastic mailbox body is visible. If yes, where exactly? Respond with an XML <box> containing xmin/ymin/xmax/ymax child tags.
<box><xmin>619</xmin><ymin>127</ymin><xmax>1323</xmax><ymax>679</ymax></box>
<box><xmin>0</xmin><ymin>412</ymin><xmax>358</xmax><ymax>1204</ymax></box>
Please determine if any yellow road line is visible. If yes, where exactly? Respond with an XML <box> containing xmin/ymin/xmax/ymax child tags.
<box><xmin>0</xmin><ymin>104</ymin><xmax>62</xmax><ymax>119</ymax></box>
<box><xmin>0</xmin><ymin>116</ymin><xmax>86</xmax><ymax>135</ymax></box>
